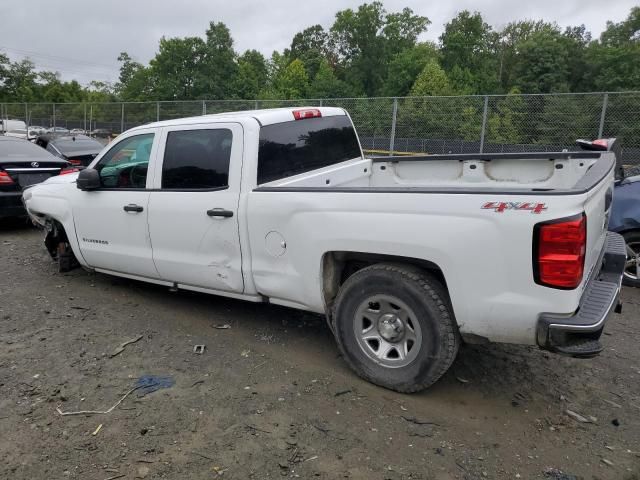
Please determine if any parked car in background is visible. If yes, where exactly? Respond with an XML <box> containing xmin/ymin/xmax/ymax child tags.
<box><xmin>577</xmin><ymin>138</ymin><xmax>640</xmax><ymax>288</ymax></box>
<box><xmin>29</xmin><ymin>126</ymin><xmax>46</xmax><ymax>138</ymax></box>
<box><xmin>0</xmin><ymin>119</ymin><xmax>26</xmax><ymax>134</ymax></box>
<box><xmin>46</xmin><ymin>126</ymin><xmax>70</xmax><ymax>134</ymax></box>
<box><xmin>90</xmin><ymin>128</ymin><xmax>112</xmax><ymax>138</ymax></box>
<box><xmin>0</xmin><ymin>136</ymin><xmax>76</xmax><ymax>218</ymax></box>
<box><xmin>4</xmin><ymin>129</ymin><xmax>34</xmax><ymax>141</ymax></box>
<box><xmin>70</xmin><ymin>128</ymin><xmax>86</xmax><ymax>135</ymax></box>
<box><xmin>34</xmin><ymin>134</ymin><xmax>103</xmax><ymax>166</ymax></box>
<box><xmin>610</xmin><ymin>174</ymin><xmax>640</xmax><ymax>287</ymax></box>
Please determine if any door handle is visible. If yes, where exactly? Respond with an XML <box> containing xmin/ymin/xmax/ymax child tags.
<box><xmin>206</xmin><ymin>208</ymin><xmax>233</xmax><ymax>218</ymax></box>
<box><xmin>123</xmin><ymin>204</ymin><xmax>144</xmax><ymax>213</ymax></box>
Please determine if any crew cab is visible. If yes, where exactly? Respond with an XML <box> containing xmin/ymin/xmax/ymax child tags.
<box><xmin>23</xmin><ymin>107</ymin><xmax>626</xmax><ymax>392</ymax></box>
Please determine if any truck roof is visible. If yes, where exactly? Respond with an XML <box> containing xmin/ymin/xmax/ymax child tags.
<box><xmin>127</xmin><ymin>106</ymin><xmax>348</xmax><ymax>132</ymax></box>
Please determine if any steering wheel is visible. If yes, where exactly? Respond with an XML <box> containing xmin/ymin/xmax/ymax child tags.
<box><xmin>129</xmin><ymin>164</ymin><xmax>147</xmax><ymax>188</ymax></box>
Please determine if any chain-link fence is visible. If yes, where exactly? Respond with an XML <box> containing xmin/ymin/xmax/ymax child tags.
<box><xmin>2</xmin><ymin>92</ymin><xmax>639</xmax><ymax>170</ymax></box>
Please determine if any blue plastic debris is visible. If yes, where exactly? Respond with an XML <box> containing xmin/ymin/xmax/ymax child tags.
<box><xmin>134</xmin><ymin>375</ymin><xmax>175</xmax><ymax>397</ymax></box>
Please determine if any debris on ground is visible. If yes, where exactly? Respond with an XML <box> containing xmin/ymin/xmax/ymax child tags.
<box><xmin>543</xmin><ymin>467</ymin><xmax>578</xmax><ymax>480</ymax></box>
<box><xmin>213</xmin><ymin>324</ymin><xmax>231</xmax><ymax>329</ymax></box>
<box><xmin>56</xmin><ymin>386</ymin><xmax>143</xmax><ymax>416</ymax></box>
<box><xmin>91</xmin><ymin>423</ymin><xmax>103</xmax><ymax>436</ymax></box>
<box><xmin>565</xmin><ymin>409</ymin><xmax>592</xmax><ymax>423</ymax></box>
<box><xmin>110</xmin><ymin>334</ymin><xmax>143</xmax><ymax>358</ymax></box>
<box><xmin>193</xmin><ymin>344</ymin><xmax>206</xmax><ymax>354</ymax></box>
<box><xmin>134</xmin><ymin>375</ymin><xmax>175</xmax><ymax>397</ymax></box>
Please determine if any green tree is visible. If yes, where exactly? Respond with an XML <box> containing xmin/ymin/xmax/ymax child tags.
<box><xmin>290</xmin><ymin>25</ymin><xmax>330</xmax><ymax>80</ymax></box>
<box><xmin>199</xmin><ymin>22</ymin><xmax>238</xmax><ymax>99</ymax></box>
<box><xmin>439</xmin><ymin>11</ymin><xmax>499</xmax><ymax>93</ymax></box>
<box><xmin>271</xmin><ymin>59</ymin><xmax>309</xmax><ymax>99</ymax></box>
<box><xmin>381</xmin><ymin>42</ymin><xmax>438</xmax><ymax>96</ymax></box>
<box><xmin>233</xmin><ymin>50</ymin><xmax>268</xmax><ymax>99</ymax></box>
<box><xmin>307</xmin><ymin>59</ymin><xmax>353</xmax><ymax>98</ymax></box>
<box><xmin>512</xmin><ymin>25</ymin><xmax>573</xmax><ymax>93</ymax></box>
<box><xmin>148</xmin><ymin>36</ymin><xmax>207</xmax><ymax>100</ymax></box>
<box><xmin>409</xmin><ymin>60</ymin><xmax>451</xmax><ymax>96</ymax></box>
<box><xmin>116</xmin><ymin>52</ymin><xmax>153</xmax><ymax>101</ymax></box>
<box><xmin>586</xmin><ymin>7</ymin><xmax>640</xmax><ymax>91</ymax></box>
<box><xmin>330</xmin><ymin>2</ymin><xmax>429</xmax><ymax>96</ymax></box>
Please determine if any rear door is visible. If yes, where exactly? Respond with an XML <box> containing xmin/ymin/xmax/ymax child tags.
<box><xmin>147</xmin><ymin>123</ymin><xmax>244</xmax><ymax>292</ymax></box>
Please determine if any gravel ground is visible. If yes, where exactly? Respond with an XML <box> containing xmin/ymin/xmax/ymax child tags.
<box><xmin>1</xmin><ymin>220</ymin><xmax>639</xmax><ymax>480</ymax></box>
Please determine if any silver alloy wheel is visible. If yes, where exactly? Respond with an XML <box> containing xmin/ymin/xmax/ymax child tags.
<box><xmin>625</xmin><ymin>241</ymin><xmax>640</xmax><ymax>280</ymax></box>
<box><xmin>354</xmin><ymin>294</ymin><xmax>422</xmax><ymax>368</ymax></box>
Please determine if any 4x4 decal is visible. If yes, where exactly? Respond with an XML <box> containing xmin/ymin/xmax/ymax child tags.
<box><xmin>482</xmin><ymin>202</ymin><xmax>547</xmax><ymax>214</ymax></box>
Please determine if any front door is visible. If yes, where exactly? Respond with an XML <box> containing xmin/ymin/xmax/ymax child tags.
<box><xmin>148</xmin><ymin>123</ymin><xmax>244</xmax><ymax>292</ymax></box>
<box><xmin>72</xmin><ymin>131</ymin><xmax>160</xmax><ymax>279</ymax></box>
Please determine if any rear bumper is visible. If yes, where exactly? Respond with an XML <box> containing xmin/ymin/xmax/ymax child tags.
<box><xmin>536</xmin><ymin>232</ymin><xmax>626</xmax><ymax>357</ymax></box>
<box><xmin>0</xmin><ymin>191</ymin><xmax>26</xmax><ymax>218</ymax></box>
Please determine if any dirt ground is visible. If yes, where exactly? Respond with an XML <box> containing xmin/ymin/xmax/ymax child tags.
<box><xmin>1</xmin><ymin>220</ymin><xmax>639</xmax><ymax>480</ymax></box>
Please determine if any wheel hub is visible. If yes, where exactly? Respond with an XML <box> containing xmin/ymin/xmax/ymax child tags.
<box><xmin>377</xmin><ymin>313</ymin><xmax>405</xmax><ymax>342</ymax></box>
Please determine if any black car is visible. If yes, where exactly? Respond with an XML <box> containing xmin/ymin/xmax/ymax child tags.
<box><xmin>0</xmin><ymin>136</ymin><xmax>75</xmax><ymax>218</ymax></box>
<box><xmin>35</xmin><ymin>134</ymin><xmax>103</xmax><ymax>166</ymax></box>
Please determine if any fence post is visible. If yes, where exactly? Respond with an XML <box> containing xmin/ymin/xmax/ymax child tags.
<box><xmin>598</xmin><ymin>92</ymin><xmax>609</xmax><ymax>138</ymax></box>
<box><xmin>202</xmin><ymin>100</ymin><xmax>206</xmax><ymax>115</ymax></box>
<box><xmin>25</xmin><ymin>103</ymin><xmax>29</xmax><ymax>127</ymax></box>
<box><xmin>156</xmin><ymin>102</ymin><xmax>160</xmax><ymax>121</ymax></box>
<box><xmin>319</xmin><ymin>99</ymin><xmax>323</xmax><ymax>107</ymax></box>
<box><xmin>389</xmin><ymin>97</ymin><xmax>398</xmax><ymax>156</ymax></box>
<box><xmin>120</xmin><ymin>103</ymin><xmax>125</xmax><ymax>133</ymax></box>
<box><xmin>479</xmin><ymin>95</ymin><xmax>489</xmax><ymax>153</ymax></box>
<box><xmin>83</xmin><ymin>104</ymin><xmax>87</xmax><ymax>132</ymax></box>
<box><xmin>53</xmin><ymin>104</ymin><xmax>56</xmax><ymax>128</ymax></box>
<box><xmin>254</xmin><ymin>100</ymin><xmax>259</xmax><ymax>110</ymax></box>
<box><xmin>89</xmin><ymin>105</ymin><xmax>93</xmax><ymax>132</ymax></box>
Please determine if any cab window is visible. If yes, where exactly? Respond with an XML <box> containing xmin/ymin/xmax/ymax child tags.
<box><xmin>161</xmin><ymin>129</ymin><xmax>232</xmax><ymax>190</ymax></box>
<box><xmin>94</xmin><ymin>134</ymin><xmax>154</xmax><ymax>189</ymax></box>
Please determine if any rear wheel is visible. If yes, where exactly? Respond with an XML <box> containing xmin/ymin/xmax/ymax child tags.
<box><xmin>332</xmin><ymin>263</ymin><xmax>459</xmax><ymax>393</ymax></box>
<box><xmin>623</xmin><ymin>231</ymin><xmax>640</xmax><ymax>288</ymax></box>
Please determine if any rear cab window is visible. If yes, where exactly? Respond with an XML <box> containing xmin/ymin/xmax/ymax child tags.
<box><xmin>257</xmin><ymin>114</ymin><xmax>362</xmax><ymax>184</ymax></box>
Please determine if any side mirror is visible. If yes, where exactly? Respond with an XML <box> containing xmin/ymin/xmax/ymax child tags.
<box><xmin>76</xmin><ymin>168</ymin><xmax>101</xmax><ymax>191</ymax></box>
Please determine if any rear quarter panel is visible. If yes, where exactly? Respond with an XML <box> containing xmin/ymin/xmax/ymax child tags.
<box><xmin>247</xmin><ymin>189</ymin><xmax>600</xmax><ymax>345</ymax></box>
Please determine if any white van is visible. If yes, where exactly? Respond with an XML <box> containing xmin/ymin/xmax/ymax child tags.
<box><xmin>0</xmin><ymin>119</ymin><xmax>27</xmax><ymax>134</ymax></box>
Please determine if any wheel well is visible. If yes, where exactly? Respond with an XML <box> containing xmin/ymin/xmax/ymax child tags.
<box><xmin>321</xmin><ymin>251</ymin><xmax>448</xmax><ymax>313</ymax></box>
<box><xmin>44</xmin><ymin>219</ymin><xmax>69</xmax><ymax>259</ymax></box>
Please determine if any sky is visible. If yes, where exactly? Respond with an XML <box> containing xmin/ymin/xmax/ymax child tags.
<box><xmin>0</xmin><ymin>0</ymin><xmax>636</xmax><ymax>85</ymax></box>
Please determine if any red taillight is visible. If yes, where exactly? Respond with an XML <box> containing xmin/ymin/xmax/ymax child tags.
<box><xmin>534</xmin><ymin>214</ymin><xmax>587</xmax><ymax>289</ymax></box>
<box><xmin>0</xmin><ymin>171</ymin><xmax>15</xmax><ymax>185</ymax></box>
<box><xmin>68</xmin><ymin>159</ymin><xmax>82</xmax><ymax>166</ymax></box>
<box><xmin>59</xmin><ymin>167</ymin><xmax>80</xmax><ymax>175</ymax></box>
<box><xmin>293</xmin><ymin>108</ymin><xmax>322</xmax><ymax>120</ymax></box>
<box><xmin>592</xmin><ymin>139</ymin><xmax>609</xmax><ymax>149</ymax></box>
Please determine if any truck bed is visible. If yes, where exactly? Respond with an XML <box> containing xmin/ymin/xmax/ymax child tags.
<box><xmin>256</xmin><ymin>151</ymin><xmax>615</xmax><ymax>195</ymax></box>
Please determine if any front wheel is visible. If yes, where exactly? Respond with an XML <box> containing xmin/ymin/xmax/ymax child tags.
<box><xmin>623</xmin><ymin>231</ymin><xmax>640</xmax><ymax>288</ymax></box>
<box><xmin>57</xmin><ymin>241</ymin><xmax>78</xmax><ymax>273</ymax></box>
<box><xmin>332</xmin><ymin>263</ymin><xmax>459</xmax><ymax>393</ymax></box>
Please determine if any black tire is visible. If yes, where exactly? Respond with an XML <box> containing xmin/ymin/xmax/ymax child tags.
<box><xmin>622</xmin><ymin>231</ymin><xmax>640</xmax><ymax>288</ymax></box>
<box><xmin>332</xmin><ymin>263</ymin><xmax>459</xmax><ymax>393</ymax></box>
<box><xmin>57</xmin><ymin>242</ymin><xmax>78</xmax><ymax>273</ymax></box>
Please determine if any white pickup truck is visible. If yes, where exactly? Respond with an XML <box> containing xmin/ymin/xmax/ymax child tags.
<box><xmin>22</xmin><ymin>107</ymin><xmax>626</xmax><ymax>392</ymax></box>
